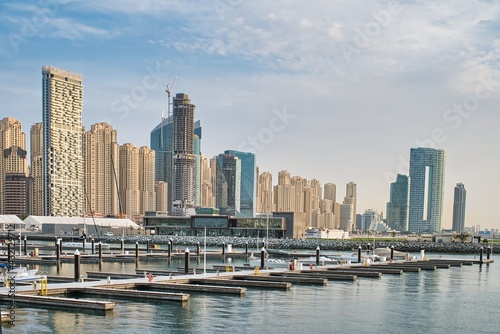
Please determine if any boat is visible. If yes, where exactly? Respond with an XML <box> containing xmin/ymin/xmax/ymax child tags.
<box><xmin>247</xmin><ymin>253</ymin><xmax>290</xmax><ymax>269</ymax></box>
<box><xmin>299</xmin><ymin>256</ymin><xmax>339</xmax><ymax>266</ymax></box>
<box><xmin>330</xmin><ymin>253</ymin><xmax>361</xmax><ymax>263</ymax></box>
<box><xmin>62</xmin><ymin>242</ymin><xmax>111</xmax><ymax>251</ymax></box>
<box><xmin>0</xmin><ymin>266</ymin><xmax>46</xmax><ymax>284</ymax></box>
<box><xmin>374</xmin><ymin>247</ymin><xmax>409</xmax><ymax>260</ymax></box>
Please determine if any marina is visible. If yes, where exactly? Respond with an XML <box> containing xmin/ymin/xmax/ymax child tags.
<box><xmin>0</xmin><ymin>241</ymin><xmax>497</xmax><ymax>333</ymax></box>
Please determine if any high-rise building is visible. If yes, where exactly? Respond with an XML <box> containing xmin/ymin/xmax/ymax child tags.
<box><xmin>3</xmin><ymin>173</ymin><xmax>33</xmax><ymax>215</ymax></box>
<box><xmin>84</xmin><ymin>122</ymin><xmax>120</xmax><ymax>216</ymax></box>
<box><xmin>361</xmin><ymin>209</ymin><xmax>382</xmax><ymax>231</ymax></box>
<box><xmin>150</xmin><ymin>117</ymin><xmax>202</xmax><ymax>212</ymax></box>
<box><xmin>155</xmin><ymin>181</ymin><xmax>168</xmax><ymax>212</ymax></box>
<box><xmin>324</xmin><ymin>183</ymin><xmax>336</xmax><ymax>212</ymax></box>
<box><xmin>452</xmin><ymin>183</ymin><xmax>466</xmax><ymax>233</ymax></box>
<box><xmin>339</xmin><ymin>203</ymin><xmax>353</xmax><ymax>231</ymax></box>
<box><xmin>200</xmin><ymin>154</ymin><xmax>214</xmax><ymax>207</ymax></box>
<box><xmin>274</xmin><ymin>170</ymin><xmax>295</xmax><ymax>212</ymax></box>
<box><xmin>139</xmin><ymin>146</ymin><xmax>156</xmax><ymax>215</ymax></box>
<box><xmin>257</xmin><ymin>171</ymin><xmax>273</xmax><ymax>213</ymax></box>
<box><xmin>408</xmin><ymin>147</ymin><xmax>445</xmax><ymax>233</ymax></box>
<box><xmin>42</xmin><ymin>66</ymin><xmax>84</xmax><ymax>217</ymax></box>
<box><xmin>215</xmin><ymin>153</ymin><xmax>241</xmax><ymax>216</ymax></box>
<box><xmin>30</xmin><ymin>123</ymin><xmax>44</xmax><ymax>215</ymax></box>
<box><xmin>0</xmin><ymin>117</ymin><xmax>28</xmax><ymax>214</ymax></box>
<box><xmin>343</xmin><ymin>182</ymin><xmax>357</xmax><ymax>231</ymax></box>
<box><xmin>119</xmin><ymin>143</ymin><xmax>140</xmax><ymax>218</ymax></box>
<box><xmin>172</xmin><ymin>93</ymin><xmax>195</xmax><ymax>215</ymax></box>
<box><xmin>224</xmin><ymin>150</ymin><xmax>255</xmax><ymax>217</ymax></box>
<box><xmin>386</xmin><ymin>174</ymin><xmax>409</xmax><ymax>231</ymax></box>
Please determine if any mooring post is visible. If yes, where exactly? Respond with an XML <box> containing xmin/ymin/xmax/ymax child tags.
<box><xmin>367</xmin><ymin>243</ymin><xmax>371</xmax><ymax>255</ymax></box>
<box><xmin>146</xmin><ymin>239</ymin><xmax>150</xmax><ymax>253</ymax></box>
<box><xmin>74</xmin><ymin>249</ymin><xmax>81</xmax><ymax>282</ymax></box>
<box><xmin>390</xmin><ymin>245</ymin><xmax>394</xmax><ymax>261</ymax></box>
<box><xmin>56</xmin><ymin>239</ymin><xmax>61</xmax><ymax>263</ymax></box>
<box><xmin>135</xmin><ymin>242</ymin><xmax>139</xmax><ymax>262</ymax></box>
<box><xmin>98</xmin><ymin>243</ymin><xmax>103</xmax><ymax>264</ymax></box>
<box><xmin>260</xmin><ymin>247</ymin><xmax>266</xmax><ymax>269</ymax></box>
<box><xmin>59</xmin><ymin>238</ymin><xmax>63</xmax><ymax>255</ymax></box>
<box><xmin>196</xmin><ymin>242</ymin><xmax>200</xmax><ymax>256</ymax></box>
<box><xmin>357</xmin><ymin>246</ymin><xmax>362</xmax><ymax>263</ymax></box>
<box><xmin>167</xmin><ymin>240</ymin><xmax>171</xmax><ymax>258</ymax></box>
<box><xmin>479</xmin><ymin>247</ymin><xmax>484</xmax><ymax>264</ymax></box>
<box><xmin>316</xmin><ymin>246</ymin><xmax>320</xmax><ymax>266</ymax></box>
<box><xmin>222</xmin><ymin>242</ymin><xmax>225</xmax><ymax>256</ymax></box>
<box><xmin>184</xmin><ymin>248</ymin><xmax>190</xmax><ymax>274</ymax></box>
<box><xmin>487</xmin><ymin>246</ymin><xmax>491</xmax><ymax>260</ymax></box>
<box><xmin>91</xmin><ymin>237</ymin><xmax>95</xmax><ymax>254</ymax></box>
<box><xmin>23</xmin><ymin>235</ymin><xmax>27</xmax><ymax>256</ymax></box>
<box><xmin>245</xmin><ymin>242</ymin><xmax>248</xmax><ymax>256</ymax></box>
<box><xmin>121</xmin><ymin>239</ymin><xmax>124</xmax><ymax>254</ymax></box>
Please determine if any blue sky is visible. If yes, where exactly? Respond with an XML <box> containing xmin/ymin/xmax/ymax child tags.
<box><xmin>1</xmin><ymin>0</ymin><xmax>499</xmax><ymax>230</ymax></box>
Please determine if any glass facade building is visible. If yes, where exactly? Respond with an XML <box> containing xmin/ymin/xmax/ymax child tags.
<box><xmin>215</xmin><ymin>153</ymin><xmax>241</xmax><ymax>216</ymax></box>
<box><xmin>386</xmin><ymin>174</ymin><xmax>409</xmax><ymax>231</ymax></box>
<box><xmin>408</xmin><ymin>147</ymin><xmax>445</xmax><ymax>233</ymax></box>
<box><xmin>225</xmin><ymin>150</ymin><xmax>255</xmax><ymax>217</ymax></box>
<box><xmin>452</xmin><ymin>183</ymin><xmax>466</xmax><ymax>233</ymax></box>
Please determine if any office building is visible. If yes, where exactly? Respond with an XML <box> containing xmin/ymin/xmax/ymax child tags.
<box><xmin>386</xmin><ymin>174</ymin><xmax>410</xmax><ymax>231</ymax></box>
<box><xmin>408</xmin><ymin>147</ymin><xmax>445</xmax><ymax>233</ymax></box>
<box><xmin>452</xmin><ymin>183</ymin><xmax>466</xmax><ymax>233</ymax></box>
<box><xmin>224</xmin><ymin>150</ymin><xmax>255</xmax><ymax>217</ymax></box>
<box><xmin>0</xmin><ymin>117</ymin><xmax>28</xmax><ymax>213</ymax></box>
<box><xmin>215</xmin><ymin>153</ymin><xmax>241</xmax><ymax>216</ymax></box>
<box><xmin>42</xmin><ymin>66</ymin><xmax>84</xmax><ymax>216</ymax></box>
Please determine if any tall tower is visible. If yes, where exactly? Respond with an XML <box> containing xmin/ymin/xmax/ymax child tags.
<box><xmin>452</xmin><ymin>183</ymin><xmax>466</xmax><ymax>233</ymax></box>
<box><xmin>324</xmin><ymin>183</ymin><xmax>336</xmax><ymax>207</ymax></box>
<box><xmin>408</xmin><ymin>147</ymin><xmax>445</xmax><ymax>233</ymax></box>
<box><xmin>84</xmin><ymin>122</ymin><xmax>119</xmax><ymax>216</ymax></box>
<box><xmin>172</xmin><ymin>93</ymin><xmax>195</xmax><ymax>215</ymax></box>
<box><xmin>0</xmin><ymin>117</ymin><xmax>28</xmax><ymax>213</ymax></box>
<box><xmin>139</xmin><ymin>146</ymin><xmax>156</xmax><ymax>214</ymax></box>
<box><xmin>215</xmin><ymin>153</ymin><xmax>241</xmax><ymax>216</ymax></box>
<box><xmin>30</xmin><ymin>123</ymin><xmax>44</xmax><ymax>215</ymax></box>
<box><xmin>42</xmin><ymin>66</ymin><xmax>84</xmax><ymax>217</ymax></box>
<box><xmin>224</xmin><ymin>150</ymin><xmax>256</xmax><ymax>217</ymax></box>
<box><xmin>343</xmin><ymin>182</ymin><xmax>357</xmax><ymax>230</ymax></box>
<box><xmin>119</xmin><ymin>143</ymin><xmax>140</xmax><ymax>219</ymax></box>
<box><xmin>257</xmin><ymin>171</ymin><xmax>273</xmax><ymax>213</ymax></box>
<box><xmin>386</xmin><ymin>174</ymin><xmax>409</xmax><ymax>231</ymax></box>
<box><xmin>150</xmin><ymin>117</ymin><xmax>202</xmax><ymax>212</ymax></box>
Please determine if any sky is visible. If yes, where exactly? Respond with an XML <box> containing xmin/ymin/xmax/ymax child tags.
<box><xmin>1</xmin><ymin>0</ymin><xmax>499</xmax><ymax>230</ymax></box>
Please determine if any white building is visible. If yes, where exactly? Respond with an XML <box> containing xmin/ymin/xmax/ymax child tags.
<box><xmin>24</xmin><ymin>216</ymin><xmax>139</xmax><ymax>236</ymax></box>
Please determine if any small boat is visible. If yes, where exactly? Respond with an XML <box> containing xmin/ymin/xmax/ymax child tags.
<box><xmin>247</xmin><ymin>253</ymin><xmax>290</xmax><ymax>269</ymax></box>
<box><xmin>330</xmin><ymin>253</ymin><xmax>360</xmax><ymax>263</ymax></box>
<box><xmin>299</xmin><ymin>256</ymin><xmax>339</xmax><ymax>266</ymax></box>
<box><xmin>374</xmin><ymin>247</ymin><xmax>409</xmax><ymax>260</ymax></box>
<box><xmin>0</xmin><ymin>266</ymin><xmax>46</xmax><ymax>284</ymax></box>
<box><xmin>62</xmin><ymin>242</ymin><xmax>111</xmax><ymax>251</ymax></box>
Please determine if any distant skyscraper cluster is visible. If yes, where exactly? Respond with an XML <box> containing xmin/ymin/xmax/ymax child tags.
<box><xmin>1</xmin><ymin>66</ymin><xmax>467</xmax><ymax>234</ymax></box>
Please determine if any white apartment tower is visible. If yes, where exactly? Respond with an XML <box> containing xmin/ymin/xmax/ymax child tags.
<box><xmin>42</xmin><ymin>66</ymin><xmax>84</xmax><ymax>216</ymax></box>
<box><xmin>84</xmin><ymin>122</ymin><xmax>120</xmax><ymax>216</ymax></box>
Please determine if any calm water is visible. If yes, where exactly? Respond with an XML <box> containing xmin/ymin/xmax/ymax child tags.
<box><xmin>1</xmin><ymin>253</ymin><xmax>498</xmax><ymax>334</ymax></box>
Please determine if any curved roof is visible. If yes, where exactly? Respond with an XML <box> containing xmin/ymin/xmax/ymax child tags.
<box><xmin>24</xmin><ymin>216</ymin><xmax>139</xmax><ymax>229</ymax></box>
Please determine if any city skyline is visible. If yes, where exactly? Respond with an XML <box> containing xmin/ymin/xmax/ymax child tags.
<box><xmin>1</xmin><ymin>1</ymin><xmax>499</xmax><ymax>229</ymax></box>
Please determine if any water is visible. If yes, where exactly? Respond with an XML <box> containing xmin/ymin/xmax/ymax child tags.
<box><xmin>2</xmin><ymin>253</ymin><xmax>498</xmax><ymax>334</ymax></box>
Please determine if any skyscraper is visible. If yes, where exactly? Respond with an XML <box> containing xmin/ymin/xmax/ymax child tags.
<box><xmin>224</xmin><ymin>150</ymin><xmax>256</xmax><ymax>217</ymax></box>
<box><xmin>452</xmin><ymin>183</ymin><xmax>466</xmax><ymax>233</ymax></box>
<box><xmin>139</xmin><ymin>146</ymin><xmax>156</xmax><ymax>214</ymax></box>
<box><xmin>172</xmin><ymin>93</ymin><xmax>195</xmax><ymax>215</ymax></box>
<box><xmin>30</xmin><ymin>123</ymin><xmax>44</xmax><ymax>215</ymax></box>
<box><xmin>119</xmin><ymin>143</ymin><xmax>140</xmax><ymax>218</ymax></box>
<box><xmin>343</xmin><ymin>182</ymin><xmax>357</xmax><ymax>231</ymax></box>
<box><xmin>257</xmin><ymin>171</ymin><xmax>273</xmax><ymax>213</ymax></box>
<box><xmin>42</xmin><ymin>66</ymin><xmax>84</xmax><ymax>216</ymax></box>
<box><xmin>386</xmin><ymin>174</ymin><xmax>409</xmax><ymax>231</ymax></box>
<box><xmin>0</xmin><ymin>117</ymin><xmax>28</xmax><ymax>214</ymax></box>
<box><xmin>84</xmin><ymin>122</ymin><xmax>119</xmax><ymax>216</ymax></box>
<box><xmin>215</xmin><ymin>153</ymin><xmax>241</xmax><ymax>216</ymax></box>
<box><xmin>408</xmin><ymin>147</ymin><xmax>445</xmax><ymax>233</ymax></box>
<box><xmin>150</xmin><ymin>117</ymin><xmax>202</xmax><ymax>212</ymax></box>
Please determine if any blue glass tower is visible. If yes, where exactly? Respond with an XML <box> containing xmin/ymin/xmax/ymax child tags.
<box><xmin>225</xmin><ymin>150</ymin><xmax>255</xmax><ymax>217</ymax></box>
<box><xmin>386</xmin><ymin>174</ymin><xmax>409</xmax><ymax>231</ymax></box>
<box><xmin>408</xmin><ymin>147</ymin><xmax>445</xmax><ymax>233</ymax></box>
<box><xmin>216</xmin><ymin>153</ymin><xmax>241</xmax><ymax>216</ymax></box>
